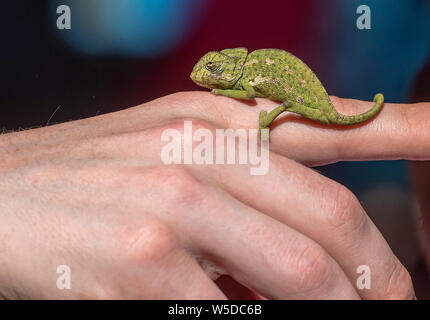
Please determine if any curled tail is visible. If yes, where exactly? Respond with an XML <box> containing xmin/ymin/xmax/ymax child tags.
<box><xmin>327</xmin><ymin>93</ymin><xmax>384</xmax><ymax>125</ymax></box>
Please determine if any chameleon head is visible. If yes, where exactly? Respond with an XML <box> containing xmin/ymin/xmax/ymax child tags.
<box><xmin>190</xmin><ymin>48</ymin><xmax>248</xmax><ymax>90</ymax></box>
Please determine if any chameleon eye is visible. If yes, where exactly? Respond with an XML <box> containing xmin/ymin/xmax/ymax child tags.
<box><xmin>205</xmin><ymin>61</ymin><xmax>218</xmax><ymax>71</ymax></box>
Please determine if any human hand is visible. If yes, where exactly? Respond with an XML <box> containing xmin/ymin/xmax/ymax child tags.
<box><xmin>0</xmin><ymin>92</ymin><xmax>425</xmax><ymax>299</ymax></box>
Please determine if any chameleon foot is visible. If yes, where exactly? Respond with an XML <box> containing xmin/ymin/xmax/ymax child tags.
<box><xmin>259</xmin><ymin>111</ymin><xmax>270</xmax><ymax>141</ymax></box>
<box><xmin>259</xmin><ymin>104</ymin><xmax>288</xmax><ymax>129</ymax></box>
<box><xmin>259</xmin><ymin>110</ymin><xmax>268</xmax><ymax>128</ymax></box>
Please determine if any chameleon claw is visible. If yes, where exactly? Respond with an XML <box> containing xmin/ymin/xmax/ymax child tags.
<box><xmin>211</xmin><ymin>89</ymin><xmax>220</xmax><ymax>95</ymax></box>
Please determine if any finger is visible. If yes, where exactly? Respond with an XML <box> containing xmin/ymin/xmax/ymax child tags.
<box><xmin>266</xmin><ymin>96</ymin><xmax>430</xmax><ymax>165</ymax></box>
<box><xmin>190</xmin><ymin>149</ymin><xmax>415</xmax><ymax>299</ymax></box>
<box><xmin>136</xmin><ymin>247</ymin><xmax>227</xmax><ymax>300</ymax></box>
<box><xmin>139</xmin><ymin>167</ymin><xmax>360</xmax><ymax>299</ymax></box>
<box><xmin>408</xmin><ymin>160</ymin><xmax>430</xmax><ymax>262</ymax></box>
<box><xmin>130</xmin><ymin>92</ymin><xmax>430</xmax><ymax>165</ymax></box>
<box><xmin>196</xmin><ymin>188</ymin><xmax>360</xmax><ymax>300</ymax></box>
<box><xmin>8</xmin><ymin>92</ymin><xmax>430</xmax><ymax>166</ymax></box>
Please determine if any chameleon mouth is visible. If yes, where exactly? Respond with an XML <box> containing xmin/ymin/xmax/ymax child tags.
<box><xmin>190</xmin><ymin>68</ymin><xmax>210</xmax><ymax>87</ymax></box>
<box><xmin>190</xmin><ymin>67</ymin><xmax>202</xmax><ymax>81</ymax></box>
<box><xmin>190</xmin><ymin>67</ymin><xmax>201</xmax><ymax>83</ymax></box>
<box><xmin>189</xmin><ymin>72</ymin><xmax>199</xmax><ymax>83</ymax></box>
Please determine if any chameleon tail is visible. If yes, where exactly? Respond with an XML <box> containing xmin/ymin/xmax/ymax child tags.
<box><xmin>327</xmin><ymin>93</ymin><xmax>384</xmax><ymax>125</ymax></box>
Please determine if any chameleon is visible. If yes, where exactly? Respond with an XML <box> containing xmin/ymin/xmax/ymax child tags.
<box><xmin>190</xmin><ymin>47</ymin><xmax>384</xmax><ymax>140</ymax></box>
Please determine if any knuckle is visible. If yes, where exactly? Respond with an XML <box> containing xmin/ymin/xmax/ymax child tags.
<box><xmin>324</xmin><ymin>183</ymin><xmax>366</xmax><ymax>235</ymax></box>
<box><xmin>399</xmin><ymin>106</ymin><xmax>414</xmax><ymax>138</ymax></box>
<box><xmin>288</xmin><ymin>243</ymin><xmax>331</xmax><ymax>293</ymax></box>
<box><xmin>163</xmin><ymin>91</ymin><xmax>196</xmax><ymax>103</ymax></box>
<box><xmin>156</xmin><ymin>117</ymin><xmax>217</xmax><ymax>148</ymax></box>
<box><xmin>152</xmin><ymin>166</ymin><xmax>208</xmax><ymax>207</ymax></box>
<box><xmin>158</xmin><ymin>118</ymin><xmax>216</xmax><ymax>134</ymax></box>
<box><xmin>399</xmin><ymin>105</ymin><xmax>430</xmax><ymax>150</ymax></box>
<box><xmin>144</xmin><ymin>117</ymin><xmax>217</xmax><ymax>145</ymax></box>
<box><xmin>83</xmin><ymin>283</ymin><xmax>119</xmax><ymax>300</ymax></box>
<box><xmin>119</xmin><ymin>218</ymin><xmax>177</xmax><ymax>265</ymax></box>
<box><xmin>384</xmin><ymin>262</ymin><xmax>415</xmax><ymax>299</ymax></box>
<box><xmin>186</xmin><ymin>118</ymin><xmax>217</xmax><ymax>133</ymax></box>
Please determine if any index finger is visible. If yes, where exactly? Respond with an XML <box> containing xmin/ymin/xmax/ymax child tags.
<box><xmin>263</xmin><ymin>95</ymin><xmax>430</xmax><ymax>166</ymax></box>
<box><xmin>81</xmin><ymin>91</ymin><xmax>429</xmax><ymax>167</ymax></box>
<box><xmin>143</xmin><ymin>92</ymin><xmax>430</xmax><ymax>166</ymax></box>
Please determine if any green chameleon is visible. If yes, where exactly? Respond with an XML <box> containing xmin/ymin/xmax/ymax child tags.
<box><xmin>190</xmin><ymin>47</ymin><xmax>384</xmax><ymax>139</ymax></box>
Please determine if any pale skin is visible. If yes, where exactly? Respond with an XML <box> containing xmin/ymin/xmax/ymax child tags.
<box><xmin>1</xmin><ymin>92</ymin><xmax>429</xmax><ymax>299</ymax></box>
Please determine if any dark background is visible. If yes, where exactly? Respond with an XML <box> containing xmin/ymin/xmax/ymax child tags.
<box><xmin>1</xmin><ymin>0</ymin><xmax>430</xmax><ymax>298</ymax></box>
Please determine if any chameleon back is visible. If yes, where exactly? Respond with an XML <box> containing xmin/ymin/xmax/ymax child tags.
<box><xmin>243</xmin><ymin>49</ymin><xmax>332</xmax><ymax>111</ymax></box>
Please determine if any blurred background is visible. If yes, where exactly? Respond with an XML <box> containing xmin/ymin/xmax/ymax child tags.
<box><xmin>1</xmin><ymin>0</ymin><xmax>430</xmax><ymax>298</ymax></box>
